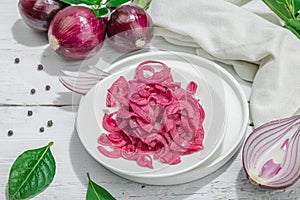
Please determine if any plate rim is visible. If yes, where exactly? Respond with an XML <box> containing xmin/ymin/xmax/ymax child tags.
<box><xmin>106</xmin><ymin>53</ymin><xmax>250</xmax><ymax>185</ymax></box>
<box><xmin>76</xmin><ymin>51</ymin><xmax>249</xmax><ymax>180</ymax></box>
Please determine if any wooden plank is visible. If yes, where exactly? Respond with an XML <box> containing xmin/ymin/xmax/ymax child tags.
<box><xmin>0</xmin><ymin>106</ymin><xmax>298</xmax><ymax>199</ymax></box>
<box><xmin>0</xmin><ymin>45</ymin><xmax>251</xmax><ymax>105</ymax></box>
<box><xmin>3</xmin><ymin>1</ymin><xmax>295</xmax><ymax>199</ymax></box>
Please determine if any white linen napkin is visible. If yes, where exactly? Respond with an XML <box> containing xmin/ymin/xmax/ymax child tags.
<box><xmin>148</xmin><ymin>0</ymin><xmax>300</xmax><ymax>127</ymax></box>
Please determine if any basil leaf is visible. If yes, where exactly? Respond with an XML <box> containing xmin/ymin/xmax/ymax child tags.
<box><xmin>93</xmin><ymin>7</ymin><xmax>109</xmax><ymax>18</ymax></box>
<box><xmin>287</xmin><ymin>18</ymin><xmax>300</xmax><ymax>30</ymax></box>
<box><xmin>294</xmin><ymin>0</ymin><xmax>300</xmax><ymax>15</ymax></box>
<box><xmin>8</xmin><ymin>142</ymin><xmax>56</xmax><ymax>200</ymax></box>
<box><xmin>86</xmin><ymin>173</ymin><xmax>116</xmax><ymax>200</ymax></box>
<box><xmin>106</xmin><ymin>0</ymin><xmax>131</xmax><ymax>7</ymax></box>
<box><xmin>262</xmin><ymin>0</ymin><xmax>294</xmax><ymax>21</ymax></box>
<box><xmin>59</xmin><ymin>0</ymin><xmax>95</xmax><ymax>6</ymax></box>
<box><xmin>285</xmin><ymin>23</ymin><xmax>300</xmax><ymax>38</ymax></box>
<box><xmin>136</xmin><ymin>0</ymin><xmax>152</xmax><ymax>10</ymax></box>
<box><xmin>95</xmin><ymin>0</ymin><xmax>103</xmax><ymax>6</ymax></box>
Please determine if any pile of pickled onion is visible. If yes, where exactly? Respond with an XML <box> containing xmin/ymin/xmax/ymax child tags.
<box><xmin>97</xmin><ymin>60</ymin><xmax>205</xmax><ymax>169</ymax></box>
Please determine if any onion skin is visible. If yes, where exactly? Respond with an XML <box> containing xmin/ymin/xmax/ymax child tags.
<box><xmin>18</xmin><ymin>0</ymin><xmax>68</xmax><ymax>32</ymax></box>
<box><xmin>48</xmin><ymin>6</ymin><xmax>106</xmax><ymax>60</ymax></box>
<box><xmin>242</xmin><ymin>115</ymin><xmax>300</xmax><ymax>189</ymax></box>
<box><xmin>106</xmin><ymin>5</ymin><xmax>154</xmax><ymax>52</ymax></box>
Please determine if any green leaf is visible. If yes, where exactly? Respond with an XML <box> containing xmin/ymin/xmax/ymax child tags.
<box><xmin>95</xmin><ymin>0</ymin><xmax>103</xmax><ymax>6</ymax></box>
<box><xmin>294</xmin><ymin>0</ymin><xmax>300</xmax><ymax>15</ymax></box>
<box><xmin>136</xmin><ymin>0</ymin><xmax>152</xmax><ymax>10</ymax></box>
<box><xmin>287</xmin><ymin>18</ymin><xmax>300</xmax><ymax>30</ymax></box>
<box><xmin>285</xmin><ymin>23</ymin><xmax>300</xmax><ymax>38</ymax></box>
<box><xmin>106</xmin><ymin>0</ymin><xmax>131</xmax><ymax>7</ymax></box>
<box><xmin>86</xmin><ymin>173</ymin><xmax>116</xmax><ymax>200</ymax></box>
<box><xmin>59</xmin><ymin>0</ymin><xmax>95</xmax><ymax>6</ymax></box>
<box><xmin>262</xmin><ymin>0</ymin><xmax>294</xmax><ymax>21</ymax></box>
<box><xmin>263</xmin><ymin>0</ymin><xmax>300</xmax><ymax>38</ymax></box>
<box><xmin>8</xmin><ymin>142</ymin><xmax>56</xmax><ymax>200</ymax></box>
<box><xmin>93</xmin><ymin>7</ymin><xmax>109</xmax><ymax>18</ymax></box>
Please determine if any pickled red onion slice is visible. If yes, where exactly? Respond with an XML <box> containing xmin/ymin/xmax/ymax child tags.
<box><xmin>97</xmin><ymin>60</ymin><xmax>205</xmax><ymax>169</ymax></box>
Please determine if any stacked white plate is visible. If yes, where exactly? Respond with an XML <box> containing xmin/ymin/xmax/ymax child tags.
<box><xmin>76</xmin><ymin>52</ymin><xmax>249</xmax><ymax>185</ymax></box>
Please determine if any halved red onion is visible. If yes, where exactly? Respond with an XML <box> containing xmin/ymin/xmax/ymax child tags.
<box><xmin>242</xmin><ymin>115</ymin><xmax>300</xmax><ymax>188</ymax></box>
<box><xmin>106</xmin><ymin>5</ymin><xmax>154</xmax><ymax>52</ymax></box>
<box><xmin>18</xmin><ymin>0</ymin><xmax>68</xmax><ymax>31</ymax></box>
<box><xmin>48</xmin><ymin>6</ymin><xmax>106</xmax><ymax>60</ymax></box>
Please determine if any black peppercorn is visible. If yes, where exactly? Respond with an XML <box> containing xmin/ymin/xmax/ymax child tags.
<box><xmin>39</xmin><ymin>127</ymin><xmax>45</xmax><ymax>133</ymax></box>
<box><xmin>45</xmin><ymin>85</ymin><xmax>51</xmax><ymax>91</ymax></box>
<box><xmin>14</xmin><ymin>57</ymin><xmax>20</xmax><ymax>64</ymax></box>
<box><xmin>27</xmin><ymin>110</ymin><xmax>33</xmax><ymax>116</ymax></box>
<box><xmin>8</xmin><ymin>130</ymin><xmax>14</xmax><ymax>136</ymax></box>
<box><xmin>30</xmin><ymin>88</ymin><xmax>36</xmax><ymax>94</ymax></box>
<box><xmin>37</xmin><ymin>64</ymin><xmax>43</xmax><ymax>71</ymax></box>
<box><xmin>47</xmin><ymin>120</ymin><xmax>53</xmax><ymax>127</ymax></box>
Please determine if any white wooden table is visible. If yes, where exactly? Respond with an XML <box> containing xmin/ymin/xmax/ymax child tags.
<box><xmin>1</xmin><ymin>1</ymin><xmax>299</xmax><ymax>199</ymax></box>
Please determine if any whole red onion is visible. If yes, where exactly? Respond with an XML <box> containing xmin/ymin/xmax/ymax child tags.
<box><xmin>48</xmin><ymin>6</ymin><xmax>106</xmax><ymax>60</ymax></box>
<box><xmin>18</xmin><ymin>0</ymin><xmax>68</xmax><ymax>31</ymax></box>
<box><xmin>106</xmin><ymin>5</ymin><xmax>154</xmax><ymax>52</ymax></box>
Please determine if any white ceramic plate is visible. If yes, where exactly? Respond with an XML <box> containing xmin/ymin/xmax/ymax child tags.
<box><xmin>113</xmin><ymin>62</ymin><xmax>249</xmax><ymax>185</ymax></box>
<box><xmin>76</xmin><ymin>52</ymin><xmax>228</xmax><ymax>178</ymax></box>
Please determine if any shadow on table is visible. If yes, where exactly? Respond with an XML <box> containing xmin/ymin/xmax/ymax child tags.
<box><xmin>40</xmin><ymin>43</ymin><xmax>152</xmax><ymax>107</ymax></box>
<box><xmin>40</xmin><ymin>46</ymin><xmax>89</xmax><ymax>77</ymax></box>
<box><xmin>39</xmin><ymin>39</ymin><xmax>155</xmax><ymax>77</ymax></box>
<box><xmin>39</xmin><ymin>40</ymin><xmax>123</xmax><ymax>77</ymax></box>
<box><xmin>4</xmin><ymin>185</ymin><xmax>8</xmax><ymax>200</ymax></box>
<box><xmin>69</xmin><ymin>129</ymin><xmax>122</xmax><ymax>184</ymax></box>
<box><xmin>11</xmin><ymin>19</ymin><xmax>48</xmax><ymax>47</ymax></box>
<box><xmin>156</xmin><ymin>153</ymin><xmax>238</xmax><ymax>199</ymax></box>
<box><xmin>69</xmin><ymin>128</ymin><xmax>238</xmax><ymax>199</ymax></box>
